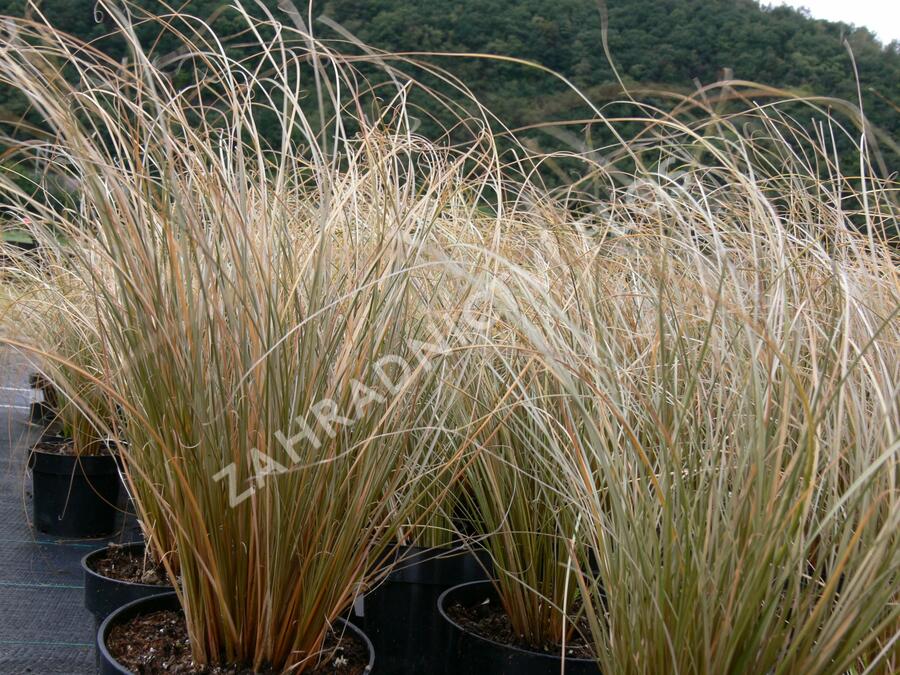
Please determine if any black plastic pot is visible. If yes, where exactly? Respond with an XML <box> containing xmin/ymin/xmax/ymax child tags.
<box><xmin>28</xmin><ymin>374</ymin><xmax>59</xmax><ymax>424</ymax></box>
<box><xmin>82</xmin><ymin>542</ymin><xmax>173</xmax><ymax>625</ymax></box>
<box><xmin>30</xmin><ymin>447</ymin><xmax>121</xmax><ymax>537</ymax></box>
<box><xmin>110</xmin><ymin>451</ymin><xmax>139</xmax><ymax>516</ymax></box>
<box><xmin>29</xmin><ymin>399</ymin><xmax>56</xmax><ymax>424</ymax></box>
<box><xmin>365</xmin><ymin>545</ymin><xmax>488</xmax><ymax>674</ymax></box>
<box><xmin>437</xmin><ymin>581</ymin><xmax>599</xmax><ymax>675</ymax></box>
<box><xmin>97</xmin><ymin>592</ymin><xmax>375</xmax><ymax>674</ymax></box>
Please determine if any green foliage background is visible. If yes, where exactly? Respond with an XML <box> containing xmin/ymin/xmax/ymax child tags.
<box><xmin>0</xmin><ymin>0</ymin><xmax>897</xmax><ymax>169</ymax></box>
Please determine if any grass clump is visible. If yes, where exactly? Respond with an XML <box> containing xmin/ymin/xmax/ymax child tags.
<box><xmin>0</xmin><ymin>5</ymin><xmax>492</xmax><ymax>670</ymax></box>
<box><xmin>520</xmin><ymin>104</ymin><xmax>900</xmax><ymax>673</ymax></box>
<box><xmin>0</xmin><ymin>253</ymin><xmax>117</xmax><ymax>455</ymax></box>
<box><xmin>0</xmin><ymin>2</ymin><xmax>895</xmax><ymax>674</ymax></box>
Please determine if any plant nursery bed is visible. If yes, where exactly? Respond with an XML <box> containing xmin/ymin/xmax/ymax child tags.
<box><xmin>107</xmin><ymin>609</ymin><xmax>371</xmax><ymax>674</ymax></box>
<box><xmin>446</xmin><ymin>596</ymin><xmax>594</xmax><ymax>659</ymax></box>
<box><xmin>88</xmin><ymin>543</ymin><xmax>169</xmax><ymax>585</ymax></box>
<box><xmin>0</xmin><ymin>349</ymin><xmax>143</xmax><ymax>673</ymax></box>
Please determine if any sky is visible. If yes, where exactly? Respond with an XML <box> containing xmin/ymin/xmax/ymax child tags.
<box><xmin>771</xmin><ymin>1</ymin><xmax>900</xmax><ymax>44</ymax></box>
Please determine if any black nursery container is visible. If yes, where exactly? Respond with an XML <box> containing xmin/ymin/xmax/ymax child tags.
<box><xmin>364</xmin><ymin>545</ymin><xmax>488</xmax><ymax>674</ymax></box>
<box><xmin>28</xmin><ymin>373</ymin><xmax>59</xmax><ymax>424</ymax></box>
<box><xmin>30</xmin><ymin>446</ymin><xmax>121</xmax><ymax>537</ymax></box>
<box><xmin>82</xmin><ymin>542</ymin><xmax>173</xmax><ymax>625</ymax></box>
<box><xmin>437</xmin><ymin>581</ymin><xmax>599</xmax><ymax>675</ymax></box>
<box><xmin>97</xmin><ymin>592</ymin><xmax>375</xmax><ymax>674</ymax></box>
<box><xmin>29</xmin><ymin>398</ymin><xmax>56</xmax><ymax>424</ymax></box>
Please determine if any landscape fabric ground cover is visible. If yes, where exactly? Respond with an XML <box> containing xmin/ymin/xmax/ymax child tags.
<box><xmin>0</xmin><ymin>347</ymin><xmax>139</xmax><ymax>674</ymax></box>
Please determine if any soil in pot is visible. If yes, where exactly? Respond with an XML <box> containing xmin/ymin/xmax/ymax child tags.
<box><xmin>100</xmin><ymin>593</ymin><xmax>373</xmax><ymax>675</ymax></box>
<box><xmin>445</xmin><ymin>595</ymin><xmax>593</xmax><ymax>658</ymax></box>
<box><xmin>90</xmin><ymin>543</ymin><xmax>168</xmax><ymax>585</ymax></box>
<box><xmin>364</xmin><ymin>545</ymin><xmax>488</xmax><ymax>674</ymax></box>
<box><xmin>83</xmin><ymin>542</ymin><xmax>172</xmax><ymax>624</ymax></box>
<box><xmin>30</xmin><ymin>436</ymin><xmax>122</xmax><ymax>537</ymax></box>
<box><xmin>438</xmin><ymin>581</ymin><xmax>599</xmax><ymax>675</ymax></box>
<box><xmin>32</xmin><ymin>434</ymin><xmax>76</xmax><ymax>455</ymax></box>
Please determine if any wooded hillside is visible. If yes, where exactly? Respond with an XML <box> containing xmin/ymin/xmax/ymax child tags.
<box><xmin>1</xmin><ymin>0</ymin><xmax>897</xmax><ymax>170</ymax></box>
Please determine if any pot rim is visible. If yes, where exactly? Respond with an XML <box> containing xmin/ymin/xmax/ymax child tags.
<box><xmin>29</xmin><ymin>447</ymin><xmax>120</xmax><ymax>474</ymax></box>
<box><xmin>81</xmin><ymin>542</ymin><xmax>173</xmax><ymax>591</ymax></box>
<box><xmin>32</xmin><ymin>435</ymin><xmax>126</xmax><ymax>452</ymax></box>
<box><xmin>437</xmin><ymin>579</ymin><xmax>596</xmax><ymax>664</ymax></box>
<box><xmin>98</xmin><ymin>592</ymin><xmax>375</xmax><ymax>674</ymax></box>
<box><xmin>97</xmin><ymin>591</ymin><xmax>178</xmax><ymax>674</ymax></box>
